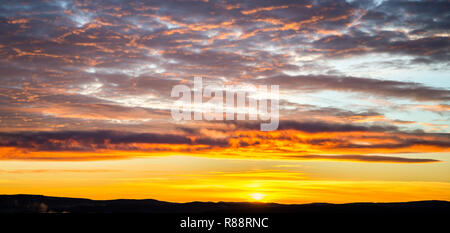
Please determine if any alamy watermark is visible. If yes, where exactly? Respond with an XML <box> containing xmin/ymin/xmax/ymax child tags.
<box><xmin>171</xmin><ymin>77</ymin><xmax>279</xmax><ymax>131</ymax></box>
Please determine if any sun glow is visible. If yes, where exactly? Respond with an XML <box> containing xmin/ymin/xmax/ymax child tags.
<box><xmin>250</xmin><ymin>193</ymin><xmax>266</xmax><ymax>201</ymax></box>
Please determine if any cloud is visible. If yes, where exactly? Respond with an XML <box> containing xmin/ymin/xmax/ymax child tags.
<box><xmin>253</xmin><ymin>74</ymin><xmax>450</xmax><ymax>102</ymax></box>
<box><xmin>0</xmin><ymin>130</ymin><xmax>228</xmax><ymax>152</ymax></box>
<box><xmin>0</xmin><ymin>0</ymin><xmax>448</xmax><ymax>163</ymax></box>
<box><xmin>229</xmin><ymin>120</ymin><xmax>398</xmax><ymax>133</ymax></box>
<box><xmin>0</xmin><ymin>124</ymin><xmax>447</xmax><ymax>162</ymax></box>
<box><xmin>287</xmin><ymin>154</ymin><xmax>440</xmax><ymax>163</ymax></box>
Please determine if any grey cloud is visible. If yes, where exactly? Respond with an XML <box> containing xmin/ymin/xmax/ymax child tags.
<box><xmin>288</xmin><ymin>154</ymin><xmax>440</xmax><ymax>163</ymax></box>
<box><xmin>253</xmin><ymin>74</ymin><xmax>450</xmax><ymax>102</ymax></box>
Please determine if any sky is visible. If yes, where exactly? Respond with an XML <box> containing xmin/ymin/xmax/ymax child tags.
<box><xmin>0</xmin><ymin>0</ymin><xmax>449</xmax><ymax>203</ymax></box>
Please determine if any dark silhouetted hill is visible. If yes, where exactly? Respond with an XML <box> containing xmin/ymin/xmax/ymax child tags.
<box><xmin>0</xmin><ymin>194</ymin><xmax>449</xmax><ymax>214</ymax></box>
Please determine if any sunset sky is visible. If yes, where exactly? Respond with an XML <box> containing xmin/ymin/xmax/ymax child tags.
<box><xmin>0</xmin><ymin>0</ymin><xmax>449</xmax><ymax>203</ymax></box>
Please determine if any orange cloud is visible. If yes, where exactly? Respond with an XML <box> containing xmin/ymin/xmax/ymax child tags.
<box><xmin>0</xmin><ymin>128</ymin><xmax>447</xmax><ymax>162</ymax></box>
<box><xmin>241</xmin><ymin>5</ymin><xmax>289</xmax><ymax>15</ymax></box>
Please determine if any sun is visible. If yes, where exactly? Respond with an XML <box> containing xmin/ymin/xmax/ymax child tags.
<box><xmin>250</xmin><ymin>193</ymin><xmax>266</xmax><ymax>201</ymax></box>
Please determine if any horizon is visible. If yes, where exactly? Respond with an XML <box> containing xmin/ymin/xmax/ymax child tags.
<box><xmin>2</xmin><ymin>194</ymin><xmax>449</xmax><ymax>204</ymax></box>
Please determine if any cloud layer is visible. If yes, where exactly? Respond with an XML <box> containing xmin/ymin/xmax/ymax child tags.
<box><xmin>0</xmin><ymin>0</ymin><xmax>448</xmax><ymax>162</ymax></box>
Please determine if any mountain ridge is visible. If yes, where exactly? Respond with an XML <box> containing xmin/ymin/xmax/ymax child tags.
<box><xmin>1</xmin><ymin>194</ymin><xmax>449</xmax><ymax>214</ymax></box>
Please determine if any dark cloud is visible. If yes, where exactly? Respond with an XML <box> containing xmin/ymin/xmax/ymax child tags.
<box><xmin>207</xmin><ymin>119</ymin><xmax>399</xmax><ymax>133</ymax></box>
<box><xmin>0</xmin><ymin>130</ymin><xmax>228</xmax><ymax>152</ymax></box>
<box><xmin>317</xmin><ymin>0</ymin><xmax>450</xmax><ymax>62</ymax></box>
<box><xmin>0</xmin><ymin>125</ymin><xmax>447</xmax><ymax>161</ymax></box>
<box><xmin>341</xmin><ymin>137</ymin><xmax>450</xmax><ymax>150</ymax></box>
<box><xmin>275</xmin><ymin>120</ymin><xmax>398</xmax><ymax>133</ymax></box>
<box><xmin>288</xmin><ymin>154</ymin><xmax>440</xmax><ymax>163</ymax></box>
<box><xmin>253</xmin><ymin>74</ymin><xmax>450</xmax><ymax>102</ymax></box>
